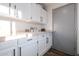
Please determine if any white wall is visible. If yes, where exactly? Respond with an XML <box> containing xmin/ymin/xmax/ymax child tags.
<box><xmin>15</xmin><ymin>22</ymin><xmax>46</xmax><ymax>33</ymax></box>
<box><xmin>46</xmin><ymin>7</ymin><xmax>53</xmax><ymax>31</ymax></box>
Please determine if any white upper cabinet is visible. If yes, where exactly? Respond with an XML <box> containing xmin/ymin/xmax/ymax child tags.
<box><xmin>31</xmin><ymin>3</ymin><xmax>41</xmax><ymax>22</ymax></box>
<box><xmin>40</xmin><ymin>8</ymin><xmax>48</xmax><ymax>24</ymax></box>
<box><xmin>31</xmin><ymin>3</ymin><xmax>36</xmax><ymax>20</ymax></box>
<box><xmin>15</xmin><ymin>3</ymin><xmax>31</xmax><ymax>19</ymax></box>
<box><xmin>0</xmin><ymin>3</ymin><xmax>17</xmax><ymax>17</ymax></box>
<box><xmin>0</xmin><ymin>3</ymin><xmax>48</xmax><ymax>24</ymax></box>
<box><xmin>0</xmin><ymin>3</ymin><xmax>9</xmax><ymax>16</ymax></box>
<box><xmin>15</xmin><ymin>3</ymin><xmax>42</xmax><ymax>23</ymax></box>
<box><xmin>31</xmin><ymin>3</ymin><xmax>48</xmax><ymax>24</ymax></box>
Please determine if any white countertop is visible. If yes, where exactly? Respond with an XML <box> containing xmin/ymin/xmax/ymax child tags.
<box><xmin>0</xmin><ymin>31</ymin><xmax>52</xmax><ymax>43</ymax></box>
<box><xmin>0</xmin><ymin>33</ymin><xmax>33</xmax><ymax>42</ymax></box>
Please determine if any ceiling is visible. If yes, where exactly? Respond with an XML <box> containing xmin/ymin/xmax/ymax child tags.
<box><xmin>41</xmin><ymin>3</ymin><xmax>68</xmax><ymax>9</ymax></box>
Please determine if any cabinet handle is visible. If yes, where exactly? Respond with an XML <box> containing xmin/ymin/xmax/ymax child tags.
<box><xmin>37</xmin><ymin>52</ymin><xmax>38</xmax><ymax>56</ymax></box>
<box><xmin>9</xmin><ymin>3</ymin><xmax>11</xmax><ymax>15</ymax></box>
<box><xmin>46</xmin><ymin>37</ymin><xmax>49</xmax><ymax>44</ymax></box>
<box><xmin>46</xmin><ymin>37</ymin><xmax>48</xmax><ymax>39</ymax></box>
<box><xmin>13</xmin><ymin>49</ymin><xmax>15</xmax><ymax>56</ymax></box>
<box><xmin>27</xmin><ymin>39</ymin><xmax>32</xmax><ymax>41</ymax></box>
<box><xmin>19</xmin><ymin>47</ymin><xmax>21</xmax><ymax>56</ymax></box>
<box><xmin>37</xmin><ymin>41</ymin><xmax>39</xmax><ymax>44</ymax></box>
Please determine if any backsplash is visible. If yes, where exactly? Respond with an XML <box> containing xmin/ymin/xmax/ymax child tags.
<box><xmin>15</xmin><ymin>22</ymin><xmax>46</xmax><ymax>33</ymax></box>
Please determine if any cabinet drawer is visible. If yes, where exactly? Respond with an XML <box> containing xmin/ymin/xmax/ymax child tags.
<box><xmin>17</xmin><ymin>38</ymin><xmax>34</xmax><ymax>45</ymax></box>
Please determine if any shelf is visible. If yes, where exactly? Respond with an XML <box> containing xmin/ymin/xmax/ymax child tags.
<box><xmin>0</xmin><ymin>15</ymin><xmax>45</xmax><ymax>25</ymax></box>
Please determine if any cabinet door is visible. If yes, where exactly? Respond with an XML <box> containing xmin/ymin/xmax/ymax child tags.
<box><xmin>35</xmin><ymin>4</ymin><xmax>41</xmax><ymax>22</ymax></box>
<box><xmin>41</xmin><ymin>8</ymin><xmax>47</xmax><ymax>24</ymax></box>
<box><xmin>0</xmin><ymin>3</ymin><xmax>9</xmax><ymax>16</ymax></box>
<box><xmin>15</xmin><ymin>3</ymin><xmax>31</xmax><ymax>19</ymax></box>
<box><xmin>38</xmin><ymin>37</ymin><xmax>46</xmax><ymax>56</ymax></box>
<box><xmin>46</xmin><ymin>33</ymin><xmax>52</xmax><ymax>49</ymax></box>
<box><xmin>20</xmin><ymin>40</ymin><xmax>37</xmax><ymax>56</ymax></box>
<box><xmin>0</xmin><ymin>48</ymin><xmax>15</xmax><ymax>56</ymax></box>
<box><xmin>31</xmin><ymin>3</ymin><xmax>41</xmax><ymax>22</ymax></box>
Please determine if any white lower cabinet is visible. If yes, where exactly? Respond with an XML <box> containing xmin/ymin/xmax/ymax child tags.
<box><xmin>0</xmin><ymin>48</ymin><xmax>15</xmax><ymax>56</ymax></box>
<box><xmin>18</xmin><ymin>33</ymin><xmax>53</xmax><ymax>56</ymax></box>
<box><xmin>38</xmin><ymin>34</ymin><xmax>47</xmax><ymax>56</ymax></box>
<box><xmin>46</xmin><ymin>32</ymin><xmax>52</xmax><ymax>50</ymax></box>
<box><xmin>18</xmin><ymin>38</ymin><xmax>37</xmax><ymax>56</ymax></box>
<box><xmin>37</xmin><ymin>33</ymin><xmax>53</xmax><ymax>56</ymax></box>
<box><xmin>0</xmin><ymin>40</ymin><xmax>17</xmax><ymax>56</ymax></box>
<box><xmin>0</xmin><ymin>32</ymin><xmax>52</xmax><ymax>56</ymax></box>
<box><xmin>38</xmin><ymin>38</ymin><xmax>46</xmax><ymax>56</ymax></box>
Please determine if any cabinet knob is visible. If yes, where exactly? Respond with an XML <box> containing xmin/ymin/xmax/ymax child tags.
<box><xmin>46</xmin><ymin>37</ymin><xmax>49</xmax><ymax>44</ymax></box>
